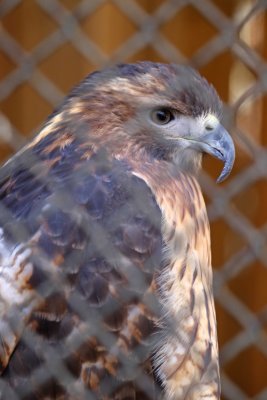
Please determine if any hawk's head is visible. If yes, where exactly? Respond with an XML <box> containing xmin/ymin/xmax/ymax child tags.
<box><xmin>40</xmin><ymin>62</ymin><xmax>235</xmax><ymax>182</ymax></box>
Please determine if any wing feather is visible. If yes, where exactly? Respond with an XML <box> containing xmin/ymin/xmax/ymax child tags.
<box><xmin>0</xmin><ymin>137</ymin><xmax>163</xmax><ymax>399</ymax></box>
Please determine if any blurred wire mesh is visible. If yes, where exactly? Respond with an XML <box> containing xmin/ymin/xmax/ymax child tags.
<box><xmin>0</xmin><ymin>0</ymin><xmax>267</xmax><ymax>399</ymax></box>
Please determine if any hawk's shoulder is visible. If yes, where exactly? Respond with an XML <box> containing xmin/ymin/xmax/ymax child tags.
<box><xmin>0</xmin><ymin>138</ymin><xmax>163</xmax><ymax>399</ymax></box>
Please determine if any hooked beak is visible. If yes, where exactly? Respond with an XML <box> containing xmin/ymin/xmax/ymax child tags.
<box><xmin>196</xmin><ymin>124</ymin><xmax>235</xmax><ymax>183</ymax></box>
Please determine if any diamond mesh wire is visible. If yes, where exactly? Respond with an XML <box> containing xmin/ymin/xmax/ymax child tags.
<box><xmin>0</xmin><ymin>0</ymin><xmax>267</xmax><ymax>399</ymax></box>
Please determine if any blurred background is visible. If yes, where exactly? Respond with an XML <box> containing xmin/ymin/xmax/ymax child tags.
<box><xmin>0</xmin><ymin>0</ymin><xmax>267</xmax><ymax>399</ymax></box>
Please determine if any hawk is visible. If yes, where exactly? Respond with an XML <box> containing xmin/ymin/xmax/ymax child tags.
<box><xmin>0</xmin><ymin>62</ymin><xmax>234</xmax><ymax>400</ymax></box>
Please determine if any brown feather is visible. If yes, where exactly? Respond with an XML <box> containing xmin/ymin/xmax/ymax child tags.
<box><xmin>0</xmin><ymin>62</ymin><xmax>224</xmax><ymax>399</ymax></box>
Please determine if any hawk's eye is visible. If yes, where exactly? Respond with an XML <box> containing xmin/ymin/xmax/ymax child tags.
<box><xmin>151</xmin><ymin>109</ymin><xmax>174</xmax><ymax>125</ymax></box>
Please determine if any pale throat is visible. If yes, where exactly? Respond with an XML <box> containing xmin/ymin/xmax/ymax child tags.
<box><xmin>172</xmin><ymin>146</ymin><xmax>203</xmax><ymax>177</ymax></box>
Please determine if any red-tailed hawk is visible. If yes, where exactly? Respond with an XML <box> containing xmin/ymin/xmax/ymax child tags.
<box><xmin>0</xmin><ymin>62</ymin><xmax>234</xmax><ymax>400</ymax></box>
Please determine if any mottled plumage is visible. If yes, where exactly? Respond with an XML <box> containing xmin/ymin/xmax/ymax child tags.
<box><xmin>0</xmin><ymin>62</ymin><xmax>234</xmax><ymax>400</ymax></box>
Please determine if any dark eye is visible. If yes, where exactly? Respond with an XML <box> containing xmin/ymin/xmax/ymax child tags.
<box><xmin>151</xmin><ymin>109</ymin><xmax>174</xmax><ymax>125</ymax></box>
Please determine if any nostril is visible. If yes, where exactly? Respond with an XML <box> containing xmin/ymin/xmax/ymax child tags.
<box><xmin>205</xmin><ymin>125</ymin><xmax>214</xmax><ymax>131</ymax></box>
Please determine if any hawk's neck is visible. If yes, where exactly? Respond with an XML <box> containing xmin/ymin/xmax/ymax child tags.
<box><xmin>130</xmin><ymin>159</ymin><xmax>220</xmax><ymax>400</ymax></box>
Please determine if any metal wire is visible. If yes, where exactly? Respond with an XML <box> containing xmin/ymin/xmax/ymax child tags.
<box><xmin>0</xmin><ymin>1</ymin><xmax>267</xmax><ymax>399</ymax></box>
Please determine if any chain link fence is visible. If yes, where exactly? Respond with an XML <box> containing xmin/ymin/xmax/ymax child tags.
<box><xmin>0</xmin><ymin>0</ymin><xmax>267</xmax><ymax>399</ymax></box>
